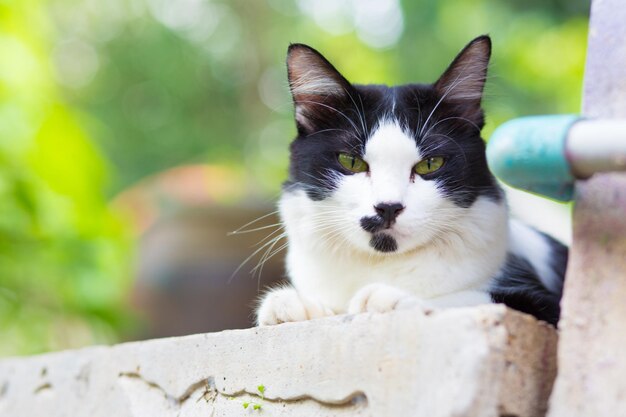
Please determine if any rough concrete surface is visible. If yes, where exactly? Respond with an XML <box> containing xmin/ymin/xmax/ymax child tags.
<box><xmin>546</xmin><ymin>1</ymin><xmax>626</xmax><ymax>416</ymax></box>
<box><xmin>0</xmin><ymin>305</ymin><xmax>556</xmax><ymax>417</ymax></box>
<box><xmin>547</xmin><ymin>173</ymin><xmax>626</xmax><ymax>417</ymax></box>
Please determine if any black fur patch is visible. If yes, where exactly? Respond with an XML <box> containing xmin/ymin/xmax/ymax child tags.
<box><xmin>370</xmin><ymin>233</ymin><xmax>398</xmax><ymax>252</ymax></box>
<box><xmin>360</xmin><ymin>216</ymin><xmax>384</xmax><ymax>233</ymax></box>
<box><xmin>490</xmin><ymin>253</ymin><xmax>562</xmax><ymax>326</ymax></box>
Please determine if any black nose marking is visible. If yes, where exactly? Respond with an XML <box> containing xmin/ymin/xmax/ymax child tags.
<box><xmin>374</xmin><ymin>202</ymin><xmax>404</xmax><ymax>228</ymax></box>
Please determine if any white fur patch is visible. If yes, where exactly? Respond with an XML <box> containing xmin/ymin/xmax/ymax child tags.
<box><xmin>363</xmin><ymin>120</ymin><xmax>421</xmax><ymax>204</ymax></box>
<box><xmin>508</xmin><ymin>219</ymin><xmax>561</xmax><ymax>294</ymax></box>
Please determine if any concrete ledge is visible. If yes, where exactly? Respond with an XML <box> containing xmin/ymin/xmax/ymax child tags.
<box><xmin>0</xmin><ymin>305</ymin><xmax>556</xmax><ymax>417</ymax></box>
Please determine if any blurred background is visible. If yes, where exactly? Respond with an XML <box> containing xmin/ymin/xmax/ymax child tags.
<box><xmin>0</xmin><ymin>0</ymin><xmax>588</xmax><ymax>357</ymax></box>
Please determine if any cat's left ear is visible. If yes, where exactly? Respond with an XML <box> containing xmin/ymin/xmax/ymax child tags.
<box><xmin>434</xmin><ymin>35</ymin><xmax>491</xmax><ymax>103</ymax></box>
<box><xmin>286</xmin><ymin>44</ymin><xmax>354</xmax><ymax>134</ymax></box>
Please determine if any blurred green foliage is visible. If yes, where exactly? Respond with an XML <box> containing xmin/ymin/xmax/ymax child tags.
<box><xmin>0</xmin><ymin>1</ymin><xmax>132</xmax><ymax>356</ymax></box>
<box><xmin>0</xmin><ymin>0</ymin><xmax>587</xmax><ymax>356</ymax></box>
<box><xmin>50</xmin><ymin>0</ymin><xmax>588</xmax><ymax>195</ymax></box>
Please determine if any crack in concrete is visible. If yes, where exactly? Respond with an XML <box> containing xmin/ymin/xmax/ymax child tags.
<box><xmin>118</xmin><ymin>372</ymin><xmax>210</xmax><ymax>405</ymax></box>
<box><xmin>117</xmin><ymin>371</ymin><xmax>368</xmax><ymax>410</ymax></box>
<box><xmin>33</xmin><ymin>382</ymin><xmax>52</xmax><ymax>394</ymax></box>
<box><xmin>224</xmin><ymin>387</ymin><xmax>368</xmax><ymax>408</ymax></box>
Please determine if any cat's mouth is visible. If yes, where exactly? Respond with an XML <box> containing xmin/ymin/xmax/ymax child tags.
<box><xmin>360</xmin><ymin>216</ymin><xmax>398</xmax><ymax>253</ymax></box>
<box><xmin>360</xmin><ymin>215</ymin><xmax>400</xmax><ymax>252</ymax></box>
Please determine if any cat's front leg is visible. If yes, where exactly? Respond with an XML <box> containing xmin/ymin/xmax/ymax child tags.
<box><xmin>256</xmin><ymin>286</ymin><xmax>335</xmax><ymax>326</ymax></box>
<box><xmin>348</xmin><ymin>283</ymin><xmax>428</xmax><ymax>315</ymax></box>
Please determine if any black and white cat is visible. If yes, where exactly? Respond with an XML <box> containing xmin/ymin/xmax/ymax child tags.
<box><xmin>256</xmin><ymin>36</ymin><xmax>568</xmax><ymax>327</ymax></box>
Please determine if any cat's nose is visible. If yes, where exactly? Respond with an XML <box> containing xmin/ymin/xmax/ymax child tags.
<box><xmin>374</xmin><ymin>202</ymin><xmax>405</xmax><ymax>227</ymax></box>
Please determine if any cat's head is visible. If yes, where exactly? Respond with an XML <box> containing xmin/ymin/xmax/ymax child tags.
<box><xmin>283</xmin><ymin>36</ymin><xmax>502</xmax><ymax>255</ymax></box>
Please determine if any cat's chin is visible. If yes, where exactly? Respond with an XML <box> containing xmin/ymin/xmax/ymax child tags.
<box><xmin>369</xmin><ymin>233</ymin><xmax>398</xmax><ymax>253</ymax></box>
<box><xmin>358</xmin><ymin>230</ymin><xmax>434</xmax><ymax>257</ymax></box>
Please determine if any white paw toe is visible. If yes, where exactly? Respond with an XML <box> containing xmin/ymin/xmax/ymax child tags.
<box><xmin>348</xmin><ymin>283</ymin><xmax>421</xmax><ymax>315</ymax></box>
<box><xmin>256</xmin><ymin>287</ymin><xmax>333</xmax><ymax>326</ymax></box>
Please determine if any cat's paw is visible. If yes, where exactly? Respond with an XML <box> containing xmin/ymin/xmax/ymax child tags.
<box><xmin>348</xmin><ymin>283</ymin><xmax>422</xmax><ymax>315</ymax></box>
<box><xmin>256</xmin><ymin>287</ymin><xmax>334</xmax><ymax>326</ymax></box>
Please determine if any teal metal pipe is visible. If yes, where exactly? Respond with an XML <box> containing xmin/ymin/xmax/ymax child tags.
<box><xmin>487</xmin><ymin>115</ymin><xmax>579</xmax><ymax>201</ymax></box>
<box><xmin>488</xmin><ymin>115</ymin><xmax>626</xmax><ymax>201</ymax></box>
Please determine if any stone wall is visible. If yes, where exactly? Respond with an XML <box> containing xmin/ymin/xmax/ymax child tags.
<box><xmin>545</xmin><ymin>1</ymin><xmax>626</xmax><ymax>416</ymax></box>
<box><xmin>0</xmin><ymin>305</ymin><xmax>557</xmax><ymax>417</ymax></box>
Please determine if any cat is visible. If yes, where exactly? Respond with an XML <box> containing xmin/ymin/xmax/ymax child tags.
<box><xmin>255</xmin><ymin>35</ymin><xmax>568</xmax><ymax>327</ymax></box>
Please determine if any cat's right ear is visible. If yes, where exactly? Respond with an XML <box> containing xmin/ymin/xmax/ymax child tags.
<box><xmin>286</xmin><ymin>44</ymin><xmax>353</xmax><ymax>133</ymax></box>
<box><xmin>434</xmin><ymin>36</ymin><xmax>491</xmax><ymax>104</ymax></box>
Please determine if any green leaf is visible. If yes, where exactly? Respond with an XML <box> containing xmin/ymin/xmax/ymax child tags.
<box><xmin>253</xmin><ymin>404</ymin><xmax>261</xmax><ymax>410</ymax></box>
<box><xmin>257</xmin><ymin>385</ymin><xmax>265</xmax><ymax>394</ymax></box>
<box><xmin>242</xmin><ymin>402</ymin><xmax>249</xmax><ymax>409</ymax></box>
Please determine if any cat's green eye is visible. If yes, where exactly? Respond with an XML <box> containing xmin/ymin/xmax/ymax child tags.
<box><xmin>414</xmin><ymin>156</ymin><xmax>445</xmax><ymax>175</ymax></box>
<box><xmin>338</xmin><ymin>153</ymin><xmax>369</xmax><ymax>173</ymax></box>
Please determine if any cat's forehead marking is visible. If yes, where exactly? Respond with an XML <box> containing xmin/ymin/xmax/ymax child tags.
<box><xmin>364</xmin><ymin>119</ymin><xmax>420</xmax><ymax>165</ymax></box>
